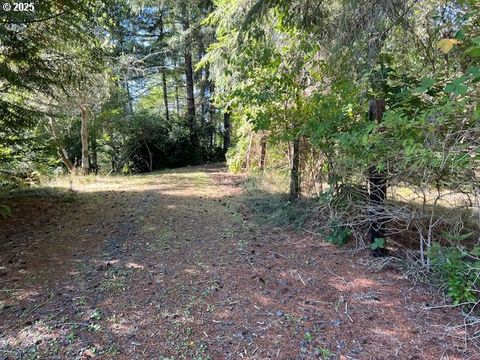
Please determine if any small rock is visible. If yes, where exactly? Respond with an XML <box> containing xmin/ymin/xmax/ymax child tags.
<box><xmin>351</xmin><ymin>347</ymin><xmax>361</xmax><ymax>354</ymax></box>
<box><xmin>331</xmin><ymin>319</ymin><xmax>342</xmax><ymax>327</ymax></box>
<box><xmin>276</xmin><ymin>310</ymin><xmax>284</xmax><ymax>317</ymax></box>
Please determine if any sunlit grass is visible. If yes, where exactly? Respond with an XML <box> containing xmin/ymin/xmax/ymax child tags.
<box><xmin>243</xmin><ymin>169</ymin><xmax>290</xmax><ymax>195</ymax></box>
<box><xmin>246</xmin><ymin>170</ymin><xmax>474</xmax><ymax>210</ymax></box>
<box><xmin>41</xmin><ymin>169</ymin><xmax>214</xmax><ymax>195</ymax></box>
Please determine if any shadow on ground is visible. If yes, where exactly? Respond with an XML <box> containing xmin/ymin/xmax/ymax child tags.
<box><xmin>0</xmin><ymin>165</ymin><xmax>476</xmax><ymax>359</ymax></box>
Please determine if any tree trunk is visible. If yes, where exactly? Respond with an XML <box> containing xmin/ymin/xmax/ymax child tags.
<box><xmin>80</xmin><ymin>107</ymin><xmax>89</xmax><ymax>175</ymax></box>
<box><xmin>289</xmin><ymin>137</ymin><xmax>300</xmax><ymax>201</ymax></box>
<box><xmin>90</xmin><ymin>115</ymin><xmax>98</xmax><ymax>175</ymax></box>
<box><xmin>209</xmin><ymin>82</ymin><xmax>216</xmax><ymax>152</ymax></box>
<box><xmin>47</xmin><ymin>117</ymin><xmax>75</xmax><ymax>173</ymax></box>
<box><xmin>185</xmin><ymin>48</ymin><xmax>199</xmax><ymax>153</ymax></box>
<box><xmin>246</xmin><ymin>132</ymin><xmax>253</xmax><ymax>170</ymax></box>
<box><xmin>91</xmin><ymin>144</ymin><xmax>98</xmax><ymax>174</ymax></box>
<box><xmin>199</xmin><ymin>57</ymin><xmax>207</xmax><ymax>123</ymax></box>
<box><xmin>108</xmin><ymin>127</ymin><xmax>117</xmax><ymax>173</ymax></box>
<box><xmin>368</xmin><ymin>98</ymin><xmax>387</xmax><ymax>257</ymax></box>
<box><xmin>162</xmin><ymin>71</ymin><xmax>170</xmax><ymax>122</ymax></box>
<box><xmin>223</xmin><ymin>111</ymin><xmax>231</xmax><ymax>156</ymax></box>
<box><xmin>259</xmin><ymin>134</ymin><xmax>267</xmax><ymax>171</ymax></box>
<box><xmin>181</xmin><ymin>5</ymin><xmax>200</xmax><ymax>163</ymax></box>
<box><xmin>326</xmin><ymin>154</ymin><xmax>338</xmax><ymax>194</ymax></box>
<box><xmin>175</xmin><ymin>82</ymin><xmax>181</xmax><ymax>115</ymax></box>
<box><xmin>159</xmin><ymin>15</ymin><xmax>170</xmax><ymax>123</ymax></box>
<box><xmin>143</xmin><ymin>138</ymin><xmax>153</xmax><ymax>172</ymax></box>
<box><xmin>174</xmin><ymin>57</ymin><xmax>181</xmax><ymax>115</ymax></box>
<box><xmin>124</xmin><ymin>74</ymin><xmax>133</xmax><ymax>114</ymax></box>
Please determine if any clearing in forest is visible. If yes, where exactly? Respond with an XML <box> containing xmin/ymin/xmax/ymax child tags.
<box><xmin>0</xmin><ymin>165</ymin><xmax>476</xmax><ymax>359</ymax></box>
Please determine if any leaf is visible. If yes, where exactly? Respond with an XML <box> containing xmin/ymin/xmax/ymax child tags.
<box><xmin>454</xmin><ymin>29</ymin><xmax>465</xmax><ymax>41</ymax></box>
<box><xmin>420</xmin><ymin>78</ymin><xmax>435</xmax><ymax>88</ymax></box>
<box><xmin>445</xmin><ymin>82</ymin><xmax>468</xmax><ymax>96</ymax></box>
<box><xmin>452</xmin><ymin>76</ymin><xmax>470</xmax><ymax>85</ymax></box>
<box><xmin>414</xmin><ymin>77</ymin><xmax>435</xmax><ymax>93</ymax></box>
<box><xmin>467</xmin><ymin>67</ymin><xmax>480</xmax><ymax>77</ymax></box>
<box><xmin>437</xmin><ymin>38</ymin><xmax>461</xmax><ymax>54</ymax></box>
<box><xmin>371</xmin><ymin>238</ymin><xmax>385</xmax><ymax>251</ymax></box>
<box><xmin>472</xmin><ymin>246</ymin><xmax>480</xmax><ymax>257</ymax></box>
<box><xmin>465</xmin><ymin>46</ymin><xmax>480</xmax><ymax>57</ymax></box>
<box><xmin>442</xmin><ymin>231</ymin><xmax>474</xmax><ymax>242</ymax></box>
<box><xmin>474</xmin><ymin>106</ymin><xmax>480</xmax><ymax>120</ymax></box>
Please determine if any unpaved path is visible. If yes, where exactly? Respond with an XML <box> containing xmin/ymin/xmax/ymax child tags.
<box><xmin>0</xmin><ymin>165</ymin><xmax>476</xmax><ymax>359</ymax></box>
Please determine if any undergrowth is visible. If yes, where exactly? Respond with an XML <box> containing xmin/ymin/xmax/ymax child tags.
<box><xmin>243</xmin><ymin>171</ymin><xmax>480</xmax><ymax>312</ymax></box>
<box><xmin>242</xmin><ymin>173</ymin><xmax>314</xmax><ymax>229</ymax></box>
<box><xmin>430</xmin><ymin>244</ymin><xmax>480</xmax><ymax>306</ymax></box>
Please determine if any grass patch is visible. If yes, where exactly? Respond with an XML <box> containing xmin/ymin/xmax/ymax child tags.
<box><xmin>153</xmin><ymin>230</ymin><xmax>174</xmax><ymax>249</ymax></box>
<box><xmin>241</xmin><ymin>172</ymin><xmax>316</xmax><ymax>229</ymax></box>
<box><xmin>0</xmin><ymin>186</ymin><xmax>75</xmax><ymax>201</ymax></box>
<box><xmin>100</xmin><ymin>268</ymin><xmax>130</xmax><ymax>292</ymax></box>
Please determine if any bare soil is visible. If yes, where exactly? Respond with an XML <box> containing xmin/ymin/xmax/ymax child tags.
<box><xmin>0</xmin><ymin>165</ymin><xmax>477</xmax><ymax>359</ymax></box>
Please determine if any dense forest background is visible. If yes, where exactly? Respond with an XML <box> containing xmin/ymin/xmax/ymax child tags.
<box><xmin>1</xmin><ymin>0</ymin><xmax>480</xmax><ymax>332</ymax></box>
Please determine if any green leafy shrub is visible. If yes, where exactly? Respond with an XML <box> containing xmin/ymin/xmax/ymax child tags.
<box><xmin>326</xmin><ymin>219</ymin><xmax>351</xmax><ymax>245</ymax></box>
<box><xmin>430</xmin><ymin>243</ymin><xmax>480</xmax><ymax>305</ymax></box>
<box><xmin>371</xmin><ymin>237</ymin><xmax>386</xmax><ymax>251</ymax></box>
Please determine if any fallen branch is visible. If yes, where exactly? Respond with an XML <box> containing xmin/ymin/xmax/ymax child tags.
<box><xmin>324</xmin><ymin>266</ymin><xmax>349</xmax><ymax>286</ymax></box>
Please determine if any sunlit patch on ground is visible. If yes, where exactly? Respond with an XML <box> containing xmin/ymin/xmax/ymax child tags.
<box><xmin>0</xmin><ymin>165</ymin><xmax>477</xmax><ymax>359</ymax></box>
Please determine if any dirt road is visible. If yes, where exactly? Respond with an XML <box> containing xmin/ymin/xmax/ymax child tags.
<box><xmin>0</xmin><ymin>166</ymin><xmax>475</xmax><ymax>359</ymax></box>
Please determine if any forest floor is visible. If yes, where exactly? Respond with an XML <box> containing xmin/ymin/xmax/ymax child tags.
<box><xmin>0</xmin><ymin>165</ymin><xmax>477</xmax><ymax>360</ymax></box>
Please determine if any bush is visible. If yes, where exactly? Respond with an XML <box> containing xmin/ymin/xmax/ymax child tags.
<box><xmin>326</xmin><ymin>219</ymin><xmax>351</xmax><ymax>245</ymax></box>
<box><xmin>430</xmin><ymin>243</ymin><xmax>480</xmax><ymax>305</ymax></box>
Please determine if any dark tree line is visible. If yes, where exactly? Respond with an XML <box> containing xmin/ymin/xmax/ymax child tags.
<box><xmin>0</xmin><ymin>0</ymin><xmax>232</xmax><ymax>181</ymax></box>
